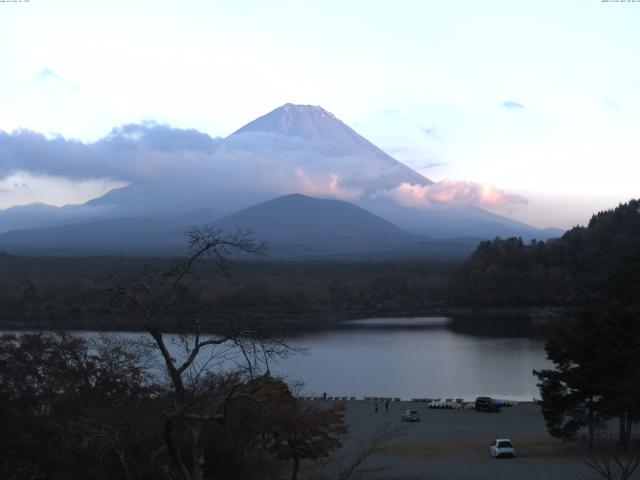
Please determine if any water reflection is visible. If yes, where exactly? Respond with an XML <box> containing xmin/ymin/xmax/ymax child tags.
<box><xmin>340</xmin><ymin>317</ymin><xmax>450</xmax><ymax>327</ymax></box>
<box><xmin>2</xmin><ymin>318</ymin><xmax>550</xmax><ymax>401</ymax></box>
<box><xmin>270</xmin><ymin>318</ymin><xmax>549</xmax><ymax>401</ymax></box>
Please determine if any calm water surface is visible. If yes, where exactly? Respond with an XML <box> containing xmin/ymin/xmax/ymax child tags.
<box><xmin>272</xmin><ymin>318</ymin><xmax>549</xmax><ymax>401</ymax></box>
<box><xmin>5</xmin><ymin>317</ymin><xmax>550</xmax><ymax>401</ymax></box>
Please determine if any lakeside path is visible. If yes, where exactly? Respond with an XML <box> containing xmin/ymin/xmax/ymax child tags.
<box><xmin>309</xmin><ymin>400</ymin><xmax>611</xmax><ymax>480</ymax></box>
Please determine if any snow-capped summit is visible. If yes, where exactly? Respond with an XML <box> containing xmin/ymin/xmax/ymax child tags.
<box><xmin>230</xmin><ymin>103</ymin><xmax>433</xmax><ymax>189</ymax></box>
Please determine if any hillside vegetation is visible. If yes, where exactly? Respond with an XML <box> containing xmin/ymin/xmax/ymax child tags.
<box><xmin>0</xmin><ymin>256</ymin><xmax>453</xmax><ymax>331</ymax></box>
<box><xmin>451</xmin><ymin>199</ymin><xmax>640</xmax><ymax>308</ymax></box>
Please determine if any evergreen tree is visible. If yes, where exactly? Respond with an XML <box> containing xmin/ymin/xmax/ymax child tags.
<box><xmin>535</xmin><ymin>305</ymin><xmax>640</xmax><ymax>448</ymax></box>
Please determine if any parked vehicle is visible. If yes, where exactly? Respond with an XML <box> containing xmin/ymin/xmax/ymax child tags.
<box><xmin>401</xmin><ymin>410</ymin><xmax>420</xmax><ymax>422</ymax></box>
<box><xmin>490</xmin><ymin>438</ymin><xmax>515</xmax><ymax>458</ymax></box>
<box><xmin>475</xmin><ymin>396</ymin><xmax>501</xmax><ymax>412</ymax></box>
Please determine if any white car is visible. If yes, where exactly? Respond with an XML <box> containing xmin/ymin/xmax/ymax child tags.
<box><xmin>401</xmin><ymin>410</ymin><xmax>420</xmax><ymax>422</ymax></box>
<box><xmin>490</xmin><ymin>438</ymin><xmax>515</xmax><ymax>458</ymax></box>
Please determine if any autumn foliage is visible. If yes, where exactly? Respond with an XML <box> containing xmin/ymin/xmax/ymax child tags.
<box><xmin>0</xmin><ymin>332</ymin><xmax>346</xmax><ymax>480</ymax></box>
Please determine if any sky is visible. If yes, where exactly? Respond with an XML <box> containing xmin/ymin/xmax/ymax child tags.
<box><xmin>1</xmin><ymin>0</ymin><xmax>639</xmax><ymax>228</ymax></box>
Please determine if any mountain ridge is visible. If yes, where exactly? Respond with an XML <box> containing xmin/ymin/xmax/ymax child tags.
<box><xmin>0</xmin><ymin>103</ymin><xmax>563</xmax><ymax>245</ymax></box>
<box><xmin>0</xmin><ymin>194</ymin><xmax>398</xmax><ymax>256</ymax></box>
<box><xmin>213</xmin><ymin>193</ymin><xmax>413</xmax><ymax>240</ymax></box>
<box><xmin>0</xmin><ymin>193</ymin><xmax>479</xmax><ymax>259</ymax></box>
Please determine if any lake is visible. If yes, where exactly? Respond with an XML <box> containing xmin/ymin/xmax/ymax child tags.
<box><xmin>7</xmin><ymin>317</ymin><xmax>548</xmax><ymax>401</ymax></box>
<box><xmin>271</xmin><ymin>317</ymin><xmax>549</xmax><ymax>401</ymax></box>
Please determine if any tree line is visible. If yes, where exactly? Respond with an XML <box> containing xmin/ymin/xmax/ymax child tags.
<box><xmin>0</xmin><ymin>255</ymin><xmax>454</xmax><ymax>331</ymax></box>
<box><xmin>452</xmin><ymin>199</ymin><xmax>640</xmax><ymax>309</ymax></box>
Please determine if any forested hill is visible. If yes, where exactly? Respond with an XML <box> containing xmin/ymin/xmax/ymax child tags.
<box><xmin>451</xmin><ymin>199</ymin><xmax>640</xmax><ymax>307</ymax></box>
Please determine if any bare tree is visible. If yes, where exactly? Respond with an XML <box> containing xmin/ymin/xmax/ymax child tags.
<box><xmin>583</xmin><ymin>435</ymin><xmax>640</xmax><ymax>480</ymax></box>
<box><xmin>307</xmin><ymin>424</ymin><xmax>404</xmax><ymax>480</ymax></box>
<box><xmin>109</xmin><ymin>226</ymin><xmax>301</xmax><ymax>480</ymax></box>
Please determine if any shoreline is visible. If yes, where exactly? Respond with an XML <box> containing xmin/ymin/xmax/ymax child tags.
<box><xmin>0</xmin><ymin>306</ymin><xmax>571</xmax><ymax>337</ymax></box>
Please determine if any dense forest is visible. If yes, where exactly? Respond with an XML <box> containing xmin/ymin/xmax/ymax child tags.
<box><xmin>0</xmin><ymin>254</ymin><xmax>454</xmax><ymax>331</ymax></box>
<box><xmin>451</xmin><ymin>199</ymin><xmax>640</xmax><ymax>310</ymax></box>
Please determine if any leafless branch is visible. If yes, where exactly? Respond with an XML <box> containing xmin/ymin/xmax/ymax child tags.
<box><xmin>583</xmin><ymin>437</ymin><xmax>640</xmax><ymax>480</ymax></box>
<box><xmin>308</xmin><ymin>424</ymin><xmax>404</xmax><ymax>480</ymax></box>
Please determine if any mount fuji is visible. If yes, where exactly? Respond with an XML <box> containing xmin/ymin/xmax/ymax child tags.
<box><xmin>0</xmin><ymin>103</ymin><xmax>562</xmax><ymax>256</ymax></box>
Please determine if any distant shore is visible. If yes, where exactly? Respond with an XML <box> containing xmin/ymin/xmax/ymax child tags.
<box><xmin>0</xmin><ymin>305</ymin><xmax>572</xmax><ymax>337</ymax></box>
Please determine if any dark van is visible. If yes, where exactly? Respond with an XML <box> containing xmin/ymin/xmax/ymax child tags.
<box><xmin>475</xmin><ymin>396</ymin><xmax>501</xmax><ymax>412</ymax></box>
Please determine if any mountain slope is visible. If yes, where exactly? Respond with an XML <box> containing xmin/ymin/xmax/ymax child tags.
<box><xmin>359</xmin><ymin>196</ymin><xmax>562</xmax><ymax>240</ymax></box>
<box><xmin>0</xmin><ymin>194</ymin><xmax>476</xmax><ymax>259</ymax></box>
<box><xmin>0</xmin><ymin>218</ymin><xmax>182</xmax><ymax>254</ymax></box>
<box><xmin>232</xmin><ymin>103</ymin><xmax>432</xmax><ymax>185</ymax></box>
<box><xmin>228</xmin><ymin>103</ymin><xmax>433</xmax><ymax>192</ymax></box>
<box><xmin>212</xmin><ymin>194</ymin><xmax>484</xmax><ymax>259</ymax></box>
<box><xmin>0</xmin><ymin>203</ymin><xmax>109</xmax><ymax>233</ymax></box>
<box><xmin>214</xmin><ymin>193</ymin><xmax>410</xmax><ymax>240</ymax></box>
<box><xmin>0</xmin><ymin>208</ymin><xmax>223</xmax><ymax>255</ymax></box>
<box><xmin>0</xmin><ymin>103</ymin><xmax>562</xmax><ymax>245</ymax></box>
<box><xmin>210</xmin><ymin>193</ymin><xmax>430</xmax><ymax>257</ymax></box>
<box><xmin>0</xmin><ymin>194</ymin><xmax>412</xmax><ymax>256</ymax></box>
<box><xmin>76</xmin><ymin>105</ymin><xmax>434</xmax><ymax>218</ymax></box>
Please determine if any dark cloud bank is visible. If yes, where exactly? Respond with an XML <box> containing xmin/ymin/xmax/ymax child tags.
<box><xmin>0</xmin><ymin>123</ymin><xmax>221</xmax><ymax>183</ymax></box>
<box><xmin>0</xmin><ymin>121</ymin><xmax>526</xmax><ymax>212</ymax></box>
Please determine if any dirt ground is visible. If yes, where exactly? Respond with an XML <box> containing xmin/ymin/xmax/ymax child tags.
<box><xmin>308</xmin><ymin>400</ymin><xmax>626</xmax><ymax>480</ymax></box>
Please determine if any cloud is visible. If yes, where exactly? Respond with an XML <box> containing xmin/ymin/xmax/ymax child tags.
<box><xmin>417</xmin><ymin>161</ymin><xmax>444</xmax><ymax>170</ymax></box>
<box><xmin>0</xmin><ymin>123</ymin><xmax>527</xmax><ymax>212</ymax></box>
<box><xmin>38</xmin><ymin>68</ymin><xmax>62</xmax><ymax>81</ymax></box>
<box><xmin>502</xmin><ymin>100</ymin><xmax>525</xmax><ymax>110</ymax></box>
<box><xmin>103</xmin><ymin>123</ymin><xmax>218</xmax><ymax>154</ymax></box>
<box><xmin>35</xmin><ymin>68</ymin><xmax>83</xmax><ymax>94</ymax></box>
<box><xmin>0</xmin><ymin>125</ymin><xmax>400</xmax><ymax>199</ymax></box>
<box><xmin>419</xmin><ymin>126</ymin><xmax>438</xmax><ymax>137</ymax></box>
<box><xmin>0</xmin><ymin>172</ymin><xmax>124</xmax><ymax>210</ymax></box>
<box><xmin>386</xmin><ymin>180</ymin><xmax>528</xmax><ymax>209</ymax></box>
<box><xmin>0</xmin><ymin>123</ymin><xmax>221</xmax><ymax>183</ymax></box>
<box><xmin>294</xmin><ymin>168</ymin><xmax>363</xmax><ymax>200</ymax></box>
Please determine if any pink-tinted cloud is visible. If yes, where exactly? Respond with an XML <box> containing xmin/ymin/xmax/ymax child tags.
<box><xmin>294</xmin><ymin>168</ymin><xmax>363</xmax><ymax>200</ymax></box>
<box><xmin>0</xmin><ymin>123</ymin><xmax>529</xmax><ymax>212</ymax></box>
<box><xmin>387</xmin><ymin>180</ymin><xmax>528</xmax><ymax>209</ymax></box>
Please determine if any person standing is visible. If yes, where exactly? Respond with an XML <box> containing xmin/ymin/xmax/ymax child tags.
<box><xmin>374</xmin><ymin>402</ymin><xmax>379</xmax><ymax>413</ymax></box>
<box><xmin>323</xmin><ymin>392</ymin><xmax>327</xmax><ymax>401</ymax></box>
<box><xmin>385</xmin><ymin>400</ymin><xmax>389</xmax><ymax>413</ymax></box>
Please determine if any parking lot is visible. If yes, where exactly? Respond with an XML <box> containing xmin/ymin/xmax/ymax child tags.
<box><xmin>318</xmin><ymin>400</ymin><xmax>613</xmax><ymax>480</ymax></box>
